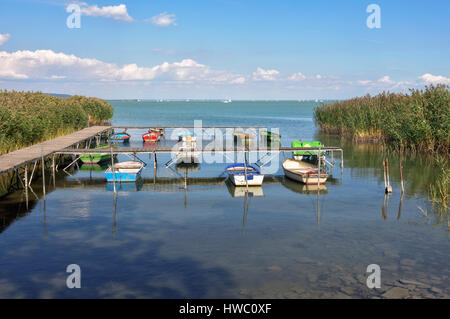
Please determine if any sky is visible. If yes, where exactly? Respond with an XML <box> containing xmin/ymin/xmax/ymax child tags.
<box><xmin>0</xmin><ymin>0</ymin><xmax>449</xmax><ymax>99</ymax></box>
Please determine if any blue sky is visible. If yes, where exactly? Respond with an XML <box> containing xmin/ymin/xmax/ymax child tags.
<box><xmin>0</xmin><ymin>0</ymin><xmax>449</xmax><ymax>99</ymax></box>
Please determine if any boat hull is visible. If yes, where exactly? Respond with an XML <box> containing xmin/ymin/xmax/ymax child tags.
<box><xmin>105</xmin><ymin>168</ymin><xmax>143</xmax><ymax>182</ymax></box>
<box><xmin>142</xmin><ymin>132</ymin><xmax>160</xmax><ymax>142</ymax></box>
<box><xmin>229</xmin><ymin>174</ymin><xmax>264</xmax><ymax>186</ymax></box>
<box><xmin>283</xmin><ymin>168</ymin><xmax>328</xmax><ymax>185</ymax></box>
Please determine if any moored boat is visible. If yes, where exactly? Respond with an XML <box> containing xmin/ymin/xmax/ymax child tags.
<box><xmin>79</xmin><ymin>144</ymin><xmax>118</xmax><ymax>164</ymax></box>
<box><xmin>282</xmin><ymin>158</ymin><xmax>328</xmax><ymax>185</ymax></box>
<box><xmin>226</xmin><ymin>164</ymin><xmax>264</xmax><ymax>186</ymax></box>
<box><xmin>142</xmin><ymin>129</ymin><xmax>161</xmax><ymax>142</ymax></box>
<box><xmin>110</xmin><ymin>132</ymin><xmax>131</xmax><ymax>143</ymax></box>
<box><xmin>105</xmin><ymin>161</ymin><xmax>144</xmax><ymax>182</ymax></box>
<box><xmin>291</xmin><ymin>140</ymin><xmax>325</xmax><ymax>160</ymax></box>
<box><xmin>260</xmin><ymin>131</ymin><xmax>281</xmax><ymax>145</ymax></box>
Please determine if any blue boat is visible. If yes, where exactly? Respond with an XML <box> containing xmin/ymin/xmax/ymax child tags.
<box><xmin>109</xmin><ymin>132</ymin><xmax>131</xmax><ymax>143</ymax></box>
<box><xmin>105</xmin><ymin>161</ymin><xmax>144</xmax><ymax>182</ymax></box>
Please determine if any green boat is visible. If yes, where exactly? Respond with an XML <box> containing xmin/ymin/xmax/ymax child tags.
<box><xmin>292</xmin><ymin>140</ymin><xmax>325</xmax><ymax>159</ymax></box>
<box><xmin>79</xmin><ymin>144</ymin><xmax>118</xmax><ymax>164</ymax></box>
<box><xmin>260</xmin><ymin>131</ymin><xmax>281</xmax><ymax>144</ymax></box>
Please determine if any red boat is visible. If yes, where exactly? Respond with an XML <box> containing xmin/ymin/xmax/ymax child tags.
<box><xmin>142</xmin><ymin>130</ymin><xmax>161</xmax><ymax>142</ymax></box>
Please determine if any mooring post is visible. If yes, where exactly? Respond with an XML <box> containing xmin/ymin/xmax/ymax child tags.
<box><xmin>317</xmin><ymin>149</ymin><xmax>321</xmax><ymax>187</ymax></box>
<box><xmin>399</xmin><ymin>159</ymin><xmax>404</xmax><ymax>194</ymax></box>
<box><xmin>153</xmin><ymin>151</ymin><xmax>157</xmax><ymax>168</ymax></box>
<box><xmin>24</xmin><ymin>164</ymin><xmax>29</xmax><ymax>210</ymax></box>
<box><xmin>386</xmin><ymin>158</ymin><xmax>392</xmax><ymax>194</ymax></box>
<box><xmin>110</xmin><ymin>146</ymin><xmax>116</xmax><ymax>193</ymax></box>
<box><xmin>41</xmin><ymin>156</ymin><xmax>46</xmax><ymax>200</ymax></box>
<box><xmin>52</xmin><ymin>155</ymin><xmax>56</xmax><ymax>188</ymax></box>
<box><xmin>243</xmin><ymin>148</ymin><xmax>249</xmax><ymax>191</ymax></box>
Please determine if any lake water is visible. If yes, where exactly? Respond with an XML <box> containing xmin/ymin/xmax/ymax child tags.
<box><xmin>0</xmin><ymin>101</ymin><xmax>448</xmax><ymax>298</ymax></box>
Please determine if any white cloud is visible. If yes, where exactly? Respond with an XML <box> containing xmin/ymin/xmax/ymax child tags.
<box><xmin>252</xmin><ymin>67</ymin><xmax>280</xmax><ymax>81</ymax></box>
<box><xmin>378</xmin><ymin>75</ymin><xmax>394</xmax><ymax>84</ymax></box>
<box><xmin>419</xmin><ymin>73</ymin><xmax>450</xmax><ymax>85</ymax></box>
<box><xmin>0</xmin><ymin>49</ymin><xmax>243</xmax><ymax>84</ymax></box>
<box><xmin>0</xmin><ymin>33</ymin><xmax>10</xmax><ymax>46</ymax></box>
<box><xmin>149</xmin><ymin>12</ymin><xmax>177</xmax><ymax>27</ymax></box>
<box><xmin>288</xmin><ymin>72</ymin><xmax>306</xmax><ymax>81</ymax></box>
<box><xmin>230</xmin><ymin>77</ymin><xmax>246</xmax><ymax>84</ymax></box>
<box><xmin>72</xmin><ymin>3</ymin><xmax>133</xmax><ymax>22</ymax></box>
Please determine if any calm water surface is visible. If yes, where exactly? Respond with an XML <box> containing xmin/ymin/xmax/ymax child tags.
<box><xmin>0</xmin><ymin>101</ymin><xmax>448</xmax><ymax>298</ymax></box>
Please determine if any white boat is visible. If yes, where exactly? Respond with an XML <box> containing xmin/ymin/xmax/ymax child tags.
<box><xmin>223</xmin><ymin>99</ymin><xmax>232</xmax><ymax>104</ymax></box>
<box><xmin>282</xmin><ymin>158</ymin><xmax>328</xmax><ymax>185</ymax></box>
<box><xmin>226</xmin><ymin>164</ymin><xmax>264</xmax><ymax>186</ymax></box>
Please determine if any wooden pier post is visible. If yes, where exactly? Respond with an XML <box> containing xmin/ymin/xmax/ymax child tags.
<box><xmin>41</xmin><ymin>156</ymin><xmax>46</xmax><ymax>200</ymax></box>
<box><xmin>110</xmin><ymin>146</ymin><xmax>116</xmax><ymax>193</ymax></box>
<box><xmin>153</xmin><ymin>151</ymin><xmax>157</xmax><ymax>168</ymax></box>
<box><xmin>317</xmin><ymin>149</ymin><xmax>321</xmax><ymax>187</ymax></box>
<box><xmin>24</xmin><ymin>164</ymin><xmax>28</xmax><ymax>210</ymax></box>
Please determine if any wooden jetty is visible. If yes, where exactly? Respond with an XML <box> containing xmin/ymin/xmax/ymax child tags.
<box><xmin>0</xmin><ymin>126</ymin><xmax>110</xmax><ymax>176</ymax></box>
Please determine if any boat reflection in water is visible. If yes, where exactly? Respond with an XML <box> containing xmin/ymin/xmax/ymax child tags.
<box><xmin>225</xmin><ymin>179</ymin><xmax>264</xmax><ymax>198</ymax></box>
<box><xmin>80</xmin><ymin>163</ymin><xmax>109</xmax><ymax>172</ymax></box>
<box><xmin>225</xmin><ymin>179</ymin><xmax>264</xmax><ymax>232</ymax></box>
<box><xmin>280</xmin><ymin>176</ymin><xmax>328</xmax><ymax>195</ymax></box>
<box><xmin>105</xmin><ymin>177</ymin><xmax>143</xmax><ymax>192</ymax></box>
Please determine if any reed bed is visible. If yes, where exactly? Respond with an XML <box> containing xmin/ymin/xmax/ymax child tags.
<box><xmin>0</xmin><ymin>90</ymin><xmax>113</xmax><ymax>155</ymax></box>
<box><xmin>314</xmin><ymin>85</ymin><xmax>450</xmax><ymax>154</ymax></box>
<box><xmin>315</xmin><ymin>85</ymin><xmax>449</xmax><ymax>214</ymax></box>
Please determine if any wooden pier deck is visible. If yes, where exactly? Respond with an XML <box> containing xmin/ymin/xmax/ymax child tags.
<box><xmin>0</xmin><ymin>126</ymin><xmax>110</xmax><ymax>175</ymax></box>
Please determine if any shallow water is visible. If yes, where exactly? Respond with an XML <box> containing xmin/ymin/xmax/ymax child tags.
<box><xmin>0</xmin><ymin>101</ymin><xmax>448</xmax><ymax>298</ymax></box>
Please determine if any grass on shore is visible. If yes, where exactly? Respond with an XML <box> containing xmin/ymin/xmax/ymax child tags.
<box><xmin>314</xmin><ymin>85</ymin><xmax>450</xmax><ymax>154</ymax></box>
<box><xmin>0</xmin><ymin>90</ymin><xmax>113</xmax><ymax>155</ymax></box>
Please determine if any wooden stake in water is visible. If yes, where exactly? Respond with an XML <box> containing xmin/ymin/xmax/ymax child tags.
<box><xmin>317</xmin><ymin>149</ymin><xmax>321</xmax><ymax>187</ymax></box>
<box><xmin>110</xmin><ymin>146</ymin><xmax>116</xmax><ymax>193</ymax></box>
<box><xmin>243</xmin><ymin>148</ymin><xmax>249</xmax><ymax>191</ymax></box>
<box><xmin>399</xmin><ymin>159</ymin><xmax>404</xmax><ymax>194</ymax></box>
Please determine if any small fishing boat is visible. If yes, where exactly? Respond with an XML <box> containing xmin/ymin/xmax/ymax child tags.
<box><xmin>105</xmin><ymin>161</ymin><xmax>144</xmax><ymax>182</ymax></box>
<box><xmin>142</xmin><ymin>129</ymin><xmax>161</xmax><ymax>142</ymax></box>
<box><xmin>110</xmin><ymin>132</ymin><xmax>131</xmax><ymax>143</ymax></box>
<box><xmin>79</xmin><ymin>144</ymin><xmax>117</xmax><ymax>164</ymax></box>
<box><xmin>226</xmin><ymin>164</ymin><xmax>264</xmax><ymax>186</ymax></box>
<box><xmin>282</xmin><ymin>158</ymin><xmax>328</xmax><ymax>185</ymax></box>
<box><xmin>292</xmin><ymin>140</ymin><xmax>325</xmax><ymax>160</ymax></box>
<box><xmin>260</xmin><ymin>131</ymin><xmax>281</xmax><ymax>144</ymax></box>
<box><xmin>178</xmin><ymin>132</ymin><xmax>197</xmax><ymax>142</ymax></box>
